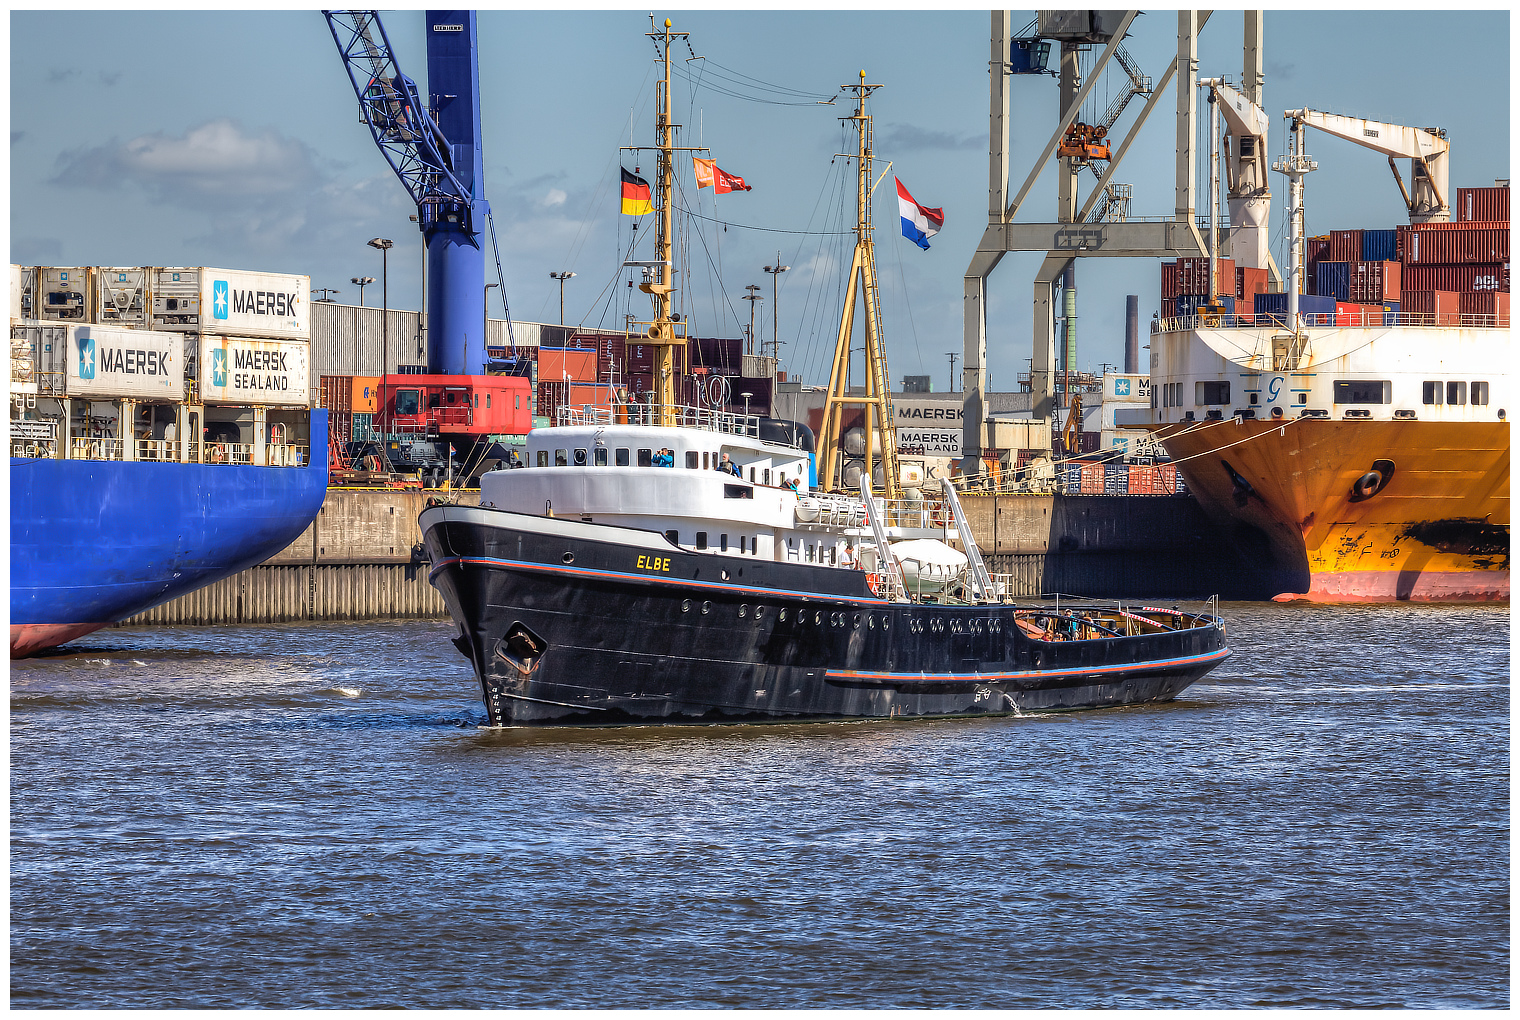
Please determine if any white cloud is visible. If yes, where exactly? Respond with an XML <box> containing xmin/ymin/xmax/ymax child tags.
<box><xmin>541</xmin><ymin>188</ymin><xmax>567</xmax><ymax>208</ymax></box>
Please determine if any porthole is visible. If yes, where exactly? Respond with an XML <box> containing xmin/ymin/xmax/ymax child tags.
<box><xmin>814</xmin><ymin>610</ymin><xmax>823</xmax><ymax>625</ymax></box>
<box><xmin>755</xmin><ymin>605</ymin><xmax>765</xmax><ymax>619</ymax></box>
<box><xmin>681</xmin><ymin>600</ymin><xmax>691</xmax><ymax>613</ymax></box>
<box><xmin>738</xmin><ymin>605</ymin><xmax>748</xmax><ymax>618</ymax></box>
<box><xmin>701</xmin><ymin>601</ymin><xmax>711</xmax><ymax>615</ymax></box>
<box><xmin>852</xmin><ymin>613</ymin><xmax>861</xmax><ymax>628</ymax></box>
<box><xmin>882</xmin><ymin>618</ymin><xmax>889</xmax><ymax>631</ymax></box>
<box><xmin>779</xmin><ymin>608</ymin><xmax>788</xmax><ymax>621</ymax></box>
<box><xmin>562</xmin><ymin>552</ymin><xmax>575</xmax><ymax>564</ymax></box>
<box><xmin>868</xmin><ymin>616</ymin><xmax>876</xmax><ymax>629</ymax></box>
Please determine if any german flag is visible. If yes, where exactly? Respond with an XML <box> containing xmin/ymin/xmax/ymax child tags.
<box><xmin>620</xmin><ymin>168</ymin><xmax>652</xmax><ymax>216</ymax></box>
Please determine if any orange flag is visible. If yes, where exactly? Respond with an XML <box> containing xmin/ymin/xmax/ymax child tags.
<box><xmin>693</xmin><ymin>156</ymin><xmax>752</xmax><ymax>194</ymax></box>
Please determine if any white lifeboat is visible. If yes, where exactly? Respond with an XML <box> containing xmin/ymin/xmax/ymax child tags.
<box><xmin>890</xmin><ymin>538</ymin><xmax>967</xmax><ymax>593</ymax></box>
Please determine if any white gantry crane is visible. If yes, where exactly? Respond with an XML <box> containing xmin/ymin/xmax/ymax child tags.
<box><xmin>1204</xmin><ymin>80</ymin><xmax>1274</xmax><ymax>273</ymax></box>
<box><xmin>1285</xmin><ymin>108</ymin><xmax>1450</xmax><ymax>223</ymax></box>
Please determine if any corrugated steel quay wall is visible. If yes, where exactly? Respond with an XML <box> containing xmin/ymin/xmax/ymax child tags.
<box><xmin>121</xmin><ymin>488</ymin><xmax>1260</xmax><ymax>629</ymax></box>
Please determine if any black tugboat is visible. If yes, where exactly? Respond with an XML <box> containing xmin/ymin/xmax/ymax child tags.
<box><xmin>420</xmin><ymin>20</ymin><xmax>1228</xmax><ymax>726</ymax></box>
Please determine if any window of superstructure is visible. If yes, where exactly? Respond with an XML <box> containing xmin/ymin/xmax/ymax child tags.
<box><xmin>806</xmin><ymin>544</ymin><xmax>814</xmax><ymax>563</ymax></box>
<box><xmin>1447</xmin><ymin>381</ymin><xmax>1467</xmax><ymax>406</ymax></box>
<box><xmin>740</xmin><ymin>535</ymin><xmax>747</xmax><ymax>554</ymax></box>
<box><xmin>554</xmin><ymin>449</ymin><xmax>568</xmax><ymax>466</ymax></box>
<box><xmin>696</xmin><ymin>532</ymin><xmax>708</xmax><ymax>550</ymax></box>
<box><xmin>703</xmin><ymin>452</ymin><xmax>710</xmax><ymax>470</ymax></box>
<box><xmin>829</xmin><ymin>546</ymin><xmax>837</xmax><ymax>565</ymax></box>
<box><xmin>764</xmin><ymin>469</ymin><xmax>771</xmax><ymax>485</ymax></box>
<box><xmin>720</xmin><ymin>534</ymin><xmax>728</xmax><ymax>552</ymax></box>
<box><xmin>1423</xmin><ymin>381</ymin><xmax>1443</xmax><ymax>405</ymax></box>
<box><xmin>616</xmin><ymin>448</ymin><xmax>630</xmax><ymax>466</ymax></box>
<box><xmin>396</xmin><ymin>389</ymin><xmax>421</xmax><ymax>415</ymax></box>
<box><xmin>1195</xmin><ymin>381</ymin><xmax>1230</xmax><ymax>405</ymax></box>
<box><xmin>594</xmin><ymin>448</ymin><xmax>608</xmax><ymax>466</ymax></box>
<box><xmin>749</xmin><ymin>467</ymin><xmax>756</xmax><ymax>483</ymax></box>
<box><xmin>1332</xmin><ymin>380</ymin><xmax>1390</xmax><ymax>404</ymax></box>
<box><xmin>1472</xmin><ymin>381</ymin><xmax>1490</xmax><ymax>405</ymax></box>
<box><xmin>665</xmin><ymin>530</ymin><xmax>679</xmax><ymax>545</ymax></box>
<box><xmin>686</xmin><ymin>451</ymin><xmax>699</xmax><ymax>469</ymax></box>
<box><xmin>637</xmin><ymin>449</ymin><xmax>652</xmax><ymax>467</ymax></box>
<box><xmin>536</xmin><ymin>450</ymin><xmax>548</xmax><ymax>467</ymax></box>
<box><xmin>573</xmin><ymin>449</ymin><xmax>588</xmax><ymax>466</ymax></box>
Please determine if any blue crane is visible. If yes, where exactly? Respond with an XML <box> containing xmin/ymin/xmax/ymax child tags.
<box><xmin>324</xmin><ymin>9</ymin><xmax>495</xmax><ymax>377</ymax></box>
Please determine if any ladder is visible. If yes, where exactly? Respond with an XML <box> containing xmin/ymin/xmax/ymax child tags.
<box><xmin>939</xmin><ymin>480</ymin><xmax>995</xmax><ymax>602</ymax></box>
<box><xmin>859</xmin><ymin>476</ymin><xmax>907</xmax><ymax>602</ymax></box>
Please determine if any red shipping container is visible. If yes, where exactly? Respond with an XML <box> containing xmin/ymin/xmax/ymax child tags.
<box><xmin>1333</xmin><ymin>302</ymin><xmax>1384</xmax><ymax>327</ymax></box>
<box><xmin>1079</xmin><ymin>462</ymin><xmax>1106</xmax><ymax>494</ymax></box>
<box><xmin>1325</xmin><ymin>229</ymin><xmax>1362</xmax><ymax>263</ymax></box>
<box><xmin>539</xmin><ymin>347</ymin><xmax>598</xmax><ymax>384</ymax></box>
<box><xmin>1456</xmin><ymin>186</ymin><xmax>1509</xmax><ymax>224</ymax></box>
<box><xmin>1458</xmin><ymin>290</ymin><xmax>1511</xmax><ymax>326</ymax></box>
<box><xmin>1400</xmin><ymin>290</ymin><xmax>1463</xmax><ymax>325</ymax></box>
<box><xmin>1237</xmin><ymin>266</ymin><xmax>1268</xmax><ymax>300</ymax></box>
<box><xmin>1399</xmin><ymin>225</ymin><xmax>1509</xmax><ymax>265</ymax></box>
<box><xmin>1176</xmin><ymin>256</ymin><xmax>1234</xmax><ymax>296</ymax></box>
<box><xmin>1347</xmin><ymin>260</ymin><xmax>1401</xmax><ymax>303</ymax></box>
<box><xmin>1161</xmin><ymin>262</ymin><xmax>1181</xmax><ymax>299</ymax></box>
<box><xmin>1400</xmin><ymin>263</ymin><xmax>1509</xmax><ymax>294</ymax></box>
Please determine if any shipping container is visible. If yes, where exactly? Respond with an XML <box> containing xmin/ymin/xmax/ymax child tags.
<box><xmin>36</xmin><ymin>268</ymin><xmax>92</xmax><ymax>322</ymax></box>
<box><xmin>1237</xmin><ymin>266</ymin><xmax>1268</xmax><ymax>301</ymax></box>
<box><xmin>152</xmin><ymin>267</ymin><xmax>310</xmax><ymax>340</ymax></box>
<box><xmin>197</xmin><ymin>335</ymin><xmax>311</xmax><ymax>406</ymax></box>
<box><xmin>1060</xmin><ymin>462</ymin><xmax>1082</xmax><ymax>492</ymax></box>
<box><xmin>1127</xmin><ymin>464</ymin><xmax>1156</xmax><ymax>495</ymax></box>
<box><xmin>59</xmin><ymin>324</ymin><xmax>185</xmax><ymax>400</ymax></box>
<box><xmin>1174</xmin><ymin>294</ymin><xmax>1236</xmax><ymax>319</ymax></box>
<box><xmin>1399</xmin><ymin>290</ymin><xmax>1462</xmax><ymax>326</ymax></box>
<box><xmin>1399</xmin><ymin>224</ymin><xmax>1509</xmax><ymax>265</ymax></box>
<box><xmin>319</xmin><ymin>375</ymin><xmax>353</xmax><ymax>414</ymax></box>
<box><xmin>1361</xmin><ymin>229</ymin><xmax>1398</xmax><ymax>263</ymax></box>
<box><xmin>1334</xmin><ymin>302</ymin><xmax>1388</xmax><ymax>327</ymax></box>
<box><xmin>1079</xmin><ymin>462</ymin><xmax>1106</xmax><ymax>495</ymax></box>
<box><xmin>351</xmin><ymin>376</ymin><xmax>380</xmax><ymax>413</ymax></box>
<box><xmin>1314</xmin><ymin>261</ymin><xmax>1349</xmax><ymax>301</ymax></box>
<box><xmin>1103</xmin><ymin>461</ymin><xmax>1128</xmax><ymax>494</ymax></box>
<box><xmin>1326</xmin><ymin>229</ymin><xmax>1362</xmax><ymax>263</ymax></box>
<box><xmin>10</xmin><ymin>265</ymin><xmax>34</xmax><ymax>322</ymax></box>
<box><xmin>1458</xmin><ymin>290</ymin><xmax>1510</xmax><ymax>326</ymax></box>
<box><xmin>1175</xmin><ymin>256</ymin><xmax>1234</xmax><ymax>296</ymax></box>
<box><xmin>538</xmin><ymin>347</ymin><xmax>598</xmax><ymax>385</ymax></box>
<box><xmin>93</xmin><ymin>267</ymin><xmax>150</xmax><ymax>326</ymax></box>
<box><xmin>1456</xmin><ymin>185</ymin><xmax>1509</xmax><ymax>224</ymax></box>
<box><xmin>1104</xmin><ymin>373</ymin><xmax>1150</xmax><ymax>403</ymax></box>
<box><xmin>1160</xmin><ymin>261</ymin><xmax>1181</xmax><ymax>299</ymax></box>
<box><xmin>1254</xmin><ymin>292</ymin><xmax>1336</xmax><ymax>326</ymax></box>
<box><xmin>1400</xmin><ymin>263</ymin><xmax>1509</xmax><ymax>294</ymax></box>
<box><xmin>1348</xmin><ymin>260</ymin><xmax>1401</xmax><ymax>303</ymax></box>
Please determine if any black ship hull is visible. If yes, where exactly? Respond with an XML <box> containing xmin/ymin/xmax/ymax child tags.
<box><xmin>421</xmin><ymin>506</ymin><xmax>1231</xmax><ymax>727</ymax></box>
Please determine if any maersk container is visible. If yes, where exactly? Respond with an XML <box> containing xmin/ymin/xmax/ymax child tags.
<box><xmin>36</xmin><ymin>268</ymin><xmax>92</xmax><ymax>322</ymax></box>
<box><xmin>93</xmin><ymin>267</ymin><xmax>151</xmax><ymax>327</ymax></box>
<box><xmin>197</xmin><ymin>335</ymin><xmax>312</xmax><ymax>406</ymax></box>
<box><xmin>1456</xmin><ymin>185</ymin><xmax>1509</xmax><ymax>224</ymax></box>
<box><xmin>61</xmin><ymin>324</ymin><xmax>185</xmax><ymax>400</ymax></box>
<box><xmin>1401</xmin><ymin>263</ymin><xmax>1509</xmax><ymax>294</ymax></box>
<box><xmin>1314</xmin><ymin>261</ymin><xmax>1349</xmax><ymax>301</ymax></box>
<box><xmin>151</xmin><ymin>267</ymin><xmax>310</xmax><ymax>340</ymax></box>
<box><xmin>1361</xmin><ymin>229</ymin><xmax>1398</xmax><ymax>263</ymax></box>
<box><xmin>10</xmin><ymin>265</ymin><xmax>36</xmax><ymax>322</ymax></box>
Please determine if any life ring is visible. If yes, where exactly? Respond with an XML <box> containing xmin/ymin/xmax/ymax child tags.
<box><xmin>269</xmin><ymin>423</ymin><xmax>286</xmax><ymax>445</ymax></box>
<box><xmin>865</xmin><ymin>572</ymin><xmax>881</xmax><ymax>596</ymax></box>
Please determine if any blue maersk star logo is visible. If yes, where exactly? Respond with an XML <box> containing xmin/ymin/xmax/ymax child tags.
<box><xmin>211</xmin><ymin>348</ymin><xmax>228</xmax><ymax>388</ymax></box>
<box><xmin>1114</xmin><ymin>378</ymin><xmax>1131</xmax><ymax>396</ymax></box>
<box><xmin>77</xmin><ymin>334</ymin><xmax>95</xmax><ymax>380</ymax></box>
<box><xmin>213</xmin><ymin>280</ymin><xmax>229</xmax><ymax>319</ymax></box>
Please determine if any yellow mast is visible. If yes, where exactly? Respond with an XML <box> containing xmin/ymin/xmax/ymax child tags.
<box><xmin>817</xmin><ymin>71</ymin><xmax>900</xmax><ymax>500</ymax></box>
<box><xmin>636</xmin><ymin>16</ymin><xmax>686</xmax><ymax>424</ymax></box>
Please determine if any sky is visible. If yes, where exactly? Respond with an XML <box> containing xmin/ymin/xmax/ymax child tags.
<box><xmin>9</xmin><ymin>8</ymin><xmax>1511</xmax><ymax>392</ymax></box>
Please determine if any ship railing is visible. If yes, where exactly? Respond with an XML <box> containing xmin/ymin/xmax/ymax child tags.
<box><xmin>38</xmin><ymin>371</ymin><xmax>67</xmax><ymax>396</ymax></box>
<box><xmin>263</xmin><ymin>444</ymin><xmax>308</xmax><ymax>467</ymax></box>
<box><xmin>556</xmin><ymin>402</ymin><xmax>761</xmax><ymax>439</ymax></box>
<box><xmin>876</xmin><ymin>497</ymin><xmax>953</xmax><ymax>531</ymax></box>
<box><xmin>136</xmin><ymin>439</ymin><xmax>176</xmax><ymax>461</ymax></box>
<box><xmin>203</xmin><ymin>441</ymin><xmax>254</xmax><ymax>465</ymax></box>
<box><xmin>1158</xmin><ymin>310</ymin><xmax>1511</xmax><ymax>333</ymax></box>
<box><xmin>11</xmin><ymin>440</ymin><xmax>56</xmax><ymax>459</ymax></box>
<box><xmin>70</xmin><ymin>436</ymin><xmax>125</xmax><ymax>461</ymax></box>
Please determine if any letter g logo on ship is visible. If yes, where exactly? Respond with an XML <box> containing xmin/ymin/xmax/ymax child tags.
<box><xmin>212</xmin><ymin>280</ymin><xmax>229</xmax><ymax>320</ymax></box>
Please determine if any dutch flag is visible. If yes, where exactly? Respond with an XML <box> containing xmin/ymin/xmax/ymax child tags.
<box><xmin>896</xmin><ymin>177</ymin><xmax>944</xmax><ymax>250</ymax></box>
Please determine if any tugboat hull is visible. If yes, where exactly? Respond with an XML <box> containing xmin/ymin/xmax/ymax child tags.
<box><xmin>422</xmin><ymin>506</ymin><xmax>1230</xmax><ymax>727</ymax></box>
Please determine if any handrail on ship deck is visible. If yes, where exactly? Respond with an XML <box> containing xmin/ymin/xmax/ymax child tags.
<box><xmin>556</xmin><ymin>403</ymin><xmax>762</xmax><ymax>440</ymax></box>
<box><xmin>1155</xmin><ymin>310</ymin><xmax>1510</xmax><ymax>333</ymax></box>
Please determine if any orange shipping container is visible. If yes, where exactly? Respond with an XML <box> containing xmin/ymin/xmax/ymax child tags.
<box><xmin>1127</xmin><ymin>465</ymin><xmax>1157</xmax><ymax>495</ymax></box>
<box><xmin>1079</xmin><ymin>462</ymin><xmax>1106</xmax><ymax>494</ymax></box>
<box><xmin>1458</xmin><ymin>290</ymin><xmax>1510</xmax><ymax>326</ymax></box>
<box><xmin>538</xmin><ymin>348</ymin><xmax>598</xmax><ymax>384</ymax></box>
<box><xmin>351</xmin><ymin>376</ymin><xmax>380</xmax><ymax>413</ymax></box>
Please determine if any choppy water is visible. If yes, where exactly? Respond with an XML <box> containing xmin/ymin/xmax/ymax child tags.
<box><xmin>11</xmin><ymin>602</ymin><xmax>1509</xmax><ymax>1008</ymax></box>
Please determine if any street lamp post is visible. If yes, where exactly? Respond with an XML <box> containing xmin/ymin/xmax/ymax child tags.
<box><xmin>763</xmin><ymin>255</ymin><xmax>789</xmax><ymax>361</ymax></box>
<box><xmin>947</xmin><ymin>351</ymin><xmax>958</xmax><ymax>393</ymax></box>
<box><xmin>549</xmin><ymin>271</ymin><xmax>576</xmax><ymax>327</ymax></box>
<box><xmin>314</xmin><ymin>287</ymin><xmax>340</xmax><ymax>303</ymax></box>
<box><xmin>350</xmin><ymin>276</ymin><xmax>374</xmax><ymax>307</ymax></box>
<box><xmin>367</xmin><ymin>238</ymin><xmax>393</xmax><ymax>435</ymax></box>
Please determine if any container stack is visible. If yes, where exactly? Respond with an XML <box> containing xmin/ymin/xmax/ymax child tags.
<box><xmin>1399</xmin><ymin>183</ymin><xmax>1508</xmax><ymax>325</ymax></box>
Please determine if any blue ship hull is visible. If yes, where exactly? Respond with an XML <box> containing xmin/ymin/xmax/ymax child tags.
<box><xmin>10</xmin><ymin>410</ymin><xmax>328</xmax><ymax>656</ymax></box>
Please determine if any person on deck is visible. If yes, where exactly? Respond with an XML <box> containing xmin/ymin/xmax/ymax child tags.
<box><xmin>718</xmin><ymin>453</ymin><xmax>741</xmax><ymax>477</ymax></box>
<box><xmin>653</xmin><ymin>448</ymin><xmax>674</xmax><ymax>467</ymax></box>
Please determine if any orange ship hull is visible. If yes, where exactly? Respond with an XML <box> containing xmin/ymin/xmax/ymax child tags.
<box><xmin>1157</xmin><ymin>418</ymin><xmax>1509</xmax><ymax>602</ymax></box>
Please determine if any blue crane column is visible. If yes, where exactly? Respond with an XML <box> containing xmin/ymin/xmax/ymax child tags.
<box><xmin>423</xmin><ymin>10</ymin><xmax>487</xmax><ymax>377</ymax></box>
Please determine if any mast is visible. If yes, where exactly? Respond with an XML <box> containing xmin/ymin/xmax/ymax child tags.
<box><xmin>817</xmin><ymin>71</ymin><xmax>900</xmax><ymax>501</ymax></box>
<box><xmin>636</xmin><ymin>16</ymin><xmax>685</xmax><ymax>424</ymax></box>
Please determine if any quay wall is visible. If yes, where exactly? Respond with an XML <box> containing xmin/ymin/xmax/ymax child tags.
<box><xmin>122</xmin><ymin>489</ymin><xmax>1257</xmax><ymax>627</ymax></box>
